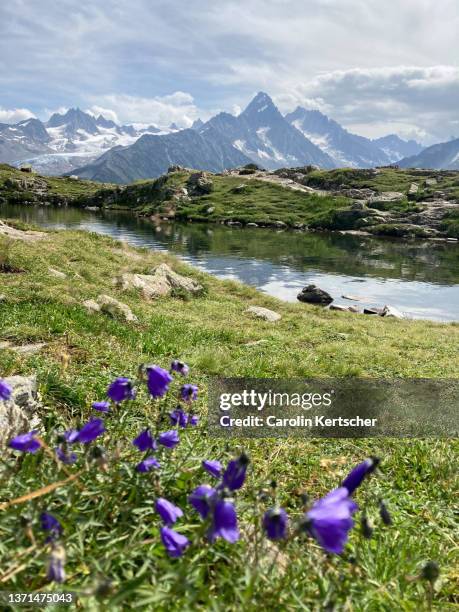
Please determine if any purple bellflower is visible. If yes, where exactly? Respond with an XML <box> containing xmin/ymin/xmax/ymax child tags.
<box><xmin>222</xmin><ymin>453</ymin><xmax>249</xmax><ymax>491</ymax></box>
<box><xmin>146</xmin><ymin>366</ymin><xmax>173</xmax><ymax>398</ymax></box>
<box><xmin>9</xmin><ymin>430</ymin><xmax>41</xmax><ymax>453</ymax></box>
<box><xmin>160</xmin><ymin>526</ymin><xmax>190</xmax><ymax>557</ymax></box>
<box><xmin>171</xmin><ymin>360</ymin><xmax>189</xmax><ymax>376</ymax></box>
<box><xmin>136</xmin><ymin>456</ymin><xmax>160</xmax><ymax>472</ymax></box>
<box><xmin>305</xmin><ymin>487</ymin><xmax>358</xmax><ymax>554</ymax></box>
<box><xmin>180</xmin><ymin>384</ymin><xmax>198</xmax><ymax>402</ymax></box>
<box><xmin>263</xmin><ymin>507</ymin><xmax>288</xmax><ymax>540</ymax></box>
<box><xmin>0</xmin><ymin>379</ymin><xmax>12</xmax><ymax>401</ymax></box>
<box><xmin>55</xmin><ymin>446</ymin><xmax>77</xmax><ymax>464</ymax></box>
<box><xmin>169</xmin><ymin>408</ymin><xmax>189</xmax><ymax>428</ymax></box>
<box><xmin>342</xmin><ymin>457</ymin><xmax>380</xmax><ymax>495</ymax></box>
<box><xmin>209</xmin><ymin>499</ymin><xmax>239</xmax><ymax>543</ymax></box>
<box><xmin>155</xmin><ymin>498</ymin><xmax>184</xmax><ymax>525</ymax></box>
<box><xmin>133</xmin><ymin>428</ymin><xmax>156</xmax><ymax>452</ymax></box>
<box><xmin>107</xmin><ymin>377</ymin><xmax>136</xmax><ymax>403</ymax></box>
<box><xmin>202</xmin><ymin>459</ymin><xmax>223</xmax><ymax>479</ymax></box>
<box><xmin>92</xmin><ymin>401</ymin><xmax>110</xmax><ymax>413</ymax></box>
<box><xmin>64</xmin><ymin>429</ymin><xmax>79</xmax><ymax>444</ymax></box>
<box><xmin>46</xmin><ymin>544</ymin><xmax>66</xmax><ymax>583</ymax></box>
<box><xmin>189</xmin><ymin>485</ymin><xmax>217</xmax><ymax>519</ymax></box>
<box><xmin>40</xmin><ymin>512</ymin><xmax>62</xmax><ymax>541</ymax></box>
<box><xmin>75</xmin><ymin>418</ymin><xmax>105</xmax><ymax>444</ymax></box>
<box><xmin>158</xmin><ymin>429</ymin><xmax>180</xmax><ymax>448</ymax></box>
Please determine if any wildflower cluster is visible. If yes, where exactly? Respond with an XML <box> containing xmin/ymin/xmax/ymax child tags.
<box><xmin>1</xmin><ymin>368</ymin><xmax>390</xmax><ymax>589</ymax></box>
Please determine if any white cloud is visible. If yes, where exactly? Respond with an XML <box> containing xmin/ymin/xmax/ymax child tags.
<box><xmin>274</xmin><ymin>66</ymin><xmax>459</xmax><ymax>143</ymax></box>
<box><xmin>86</xmin><ymin>106</ymin><xmax>120</xmax><ymax>123</ymax></box>
<box><xmin>1</xmin><ymin>1</ymin><xmax>458</xmax><ymax>142</ymax></box>
<box><xmin>86</xmin><ymin>92</ymin><xmax>200</xmax><ymax>127</ymax></box>
<box><xmin>0</xmin><ymin>107</ymin><xmax>36</xmax><ymax>123</ymax></box>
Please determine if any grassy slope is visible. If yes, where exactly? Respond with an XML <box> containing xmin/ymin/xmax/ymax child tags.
<box><xmin>0</xmin><ymin>227</ymin><xmax>458</xmax><ymax>609</ymax></box>
<box><xmin>0</xmin><ymin>163</ymin><xmax>114</xmax><ymax>201</ymax></box>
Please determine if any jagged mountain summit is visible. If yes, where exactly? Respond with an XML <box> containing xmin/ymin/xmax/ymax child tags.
<box><xmin>205</xmin><ymin>92</ymin><xmax>335</xmax><ymax>169</ymax></box>
<box><xmin>285</xmin><ymin>107</ymin><xmax>391</xmax><ymax>167</ymax></box>
<box><xmin>398</xmin><ymin>137</ymin><xmax>459</xmax><ymax>170</ymax></box>
<box><xmin>372</xmin><ymin>134</ymin><xmax>423</xmax><ymax>163</ymax></box>
<box><xmin>73</xmin><ymin>127</ymin><xmax>252</xmax><ymax>183</ymax></box>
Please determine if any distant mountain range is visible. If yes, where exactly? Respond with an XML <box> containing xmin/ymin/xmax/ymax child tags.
<box><xmin>398</xmin><ymin>137</ymin><xmax>459</xmax><ymax>170</ymax></box>
<box><xmin>0</xmin><ymin>108</ymin><xmax>172</xmax><ymax>175</ymax></box>
<box><xmin>1</xmin><ymin>91</ymin><xmax>456</xmax><ymax>183</ymax></box>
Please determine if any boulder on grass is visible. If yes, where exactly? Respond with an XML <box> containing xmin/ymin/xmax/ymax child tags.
<box><xmin>0</xmin><ymin>376</ymin><xmax>42</xmax><ymax>449</ymax></box>
<box><xmin>118</xmin><ymin>263</ymin><xmax>203</xmax><ymax>300</ymax></box>
<box><xmin>246</xmin><ymin>306</ymin><xmax>281</xmax><ymax>322</ymax></box>
<box><xmin>297</xmin><ymin>285</ymin><xmax>333</xmax><ymax>305</ymax></box>
<box><xmin>97</xmin><ymin>295</ymin><xmax>138</xmax><ymax>323</ymax></box>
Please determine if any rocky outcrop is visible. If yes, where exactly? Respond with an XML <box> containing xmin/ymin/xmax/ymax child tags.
<box><xmin>0</xmin><ymin>376</ymin><xmax>42</xmax><ymax>449</ymax></box>
<box><xmin>187</xmin><ymin>172</ymin><xmax>213</xmax><ymax>195</ymax></box>
<box><xmin>246</xmin><ymin>306</ymin><xmax>281</xmax><ymax>321</ymax></box>
<box><xmin>117</xmin><ymin>263</ymin><xmax>203</xmax><ymax>300</ymax></box>
<box><xmin>0</xmin><ymin>220</ymin><xmax>46</xmax><ymax>242</ymax></box>
<box><xmin>297</xmin><ymin>285</ymin><xmax>333</xmax><ymax>305</ymax></box>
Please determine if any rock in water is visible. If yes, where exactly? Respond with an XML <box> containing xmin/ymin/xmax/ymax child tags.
<box><xmin>0</xmin><ymin>376</ymin><xmax>42</xmax><ymax>448</ymax></box>
<box><xmin>246</xmin><ymin>306</ymin><xmax>281</xmax><ymax>322</ymax></box>
<box><xmin>297</xmin><ymin>285</ymin><xmax>333</xmax><ymax>305</ymax></box>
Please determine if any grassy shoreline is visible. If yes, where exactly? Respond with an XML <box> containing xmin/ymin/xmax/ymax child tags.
<box><xmin>0</xmin><ymin>225</ymin><xmax>458</xmax><ymax>607</ymax></box>
<box><xmin>2</xmin><ymin>163</ymin><xmax>459</xmax><ymax>238</ymax></box>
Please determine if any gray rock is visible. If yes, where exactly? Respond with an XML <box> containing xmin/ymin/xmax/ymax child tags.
<box><xmin>297</xmin><ymin>285</ymin><xmax>333</xmax><ymax>305</ymax></box>
<box><xmin>381</xmin><ymin>305</ymin><xmax>404</xmax><ymax>319</ymax></box>
<box><xmin>329</xmin><ymin>304</ymin><xmax>360</xmax><ymax>313</ymax></box>
<box><xmin>369</xmin><ymin>191</ymin><xmax>404</xmax><ymax>203</ymax></box>
<box><xmin>187</xmin><ymin>172</ymin><xmax>213</xmax><ymax>194</ymax></box>
<box><xmin>0</xmin><ymin>220</ymin><xmax>46</xmax><ymax>242</ymax></box>
<box><xmin>0</xmin><ymin>376</ymin><xmax>42</xmax><ymax>449</ymax></box>
<box><xmin>246</xmin><ymin>306</ymin><xmax>281</xmax><ymax>322</ymax></box>
<box><xmin>407</xmin><ymin>183</ymin><xmax>419</xmax><ymax>199</ymax></box>
<box><xmin>0</xmin><ymin>342</ymin><xmax>47</xmax><ymax>354</ymax></box>
<box><xmin>425</xmin><ymin>178</ymin><xmax>437</xmax><ymax>187</ymax></box>
<box><xmin>118</xmin><ymin>263</ymin><xmax>203</xmax><ymax>300</ymax></box>
<box><xmin>97</xmin><ymin>295</ymin><xmax>138</xmax><ymax>322</ymax></box>
<box><xmin>363</xmin><ymin>307</ymin><xmax>384</xmax><ymax>315</ymax></box>
<box><xmin>48</xmin><ymin>267</ymin><xmax>67</xmax><ymax>279</ymax></box>
<box><xmin>83</xmin><ymin>299</ymin><xmax>101</xmax><ymax>314</ymax></box>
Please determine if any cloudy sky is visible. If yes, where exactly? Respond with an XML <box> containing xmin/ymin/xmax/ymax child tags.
<box><xmin>1</xmin><ymin>0</ymin><xmax>458</xmax><ymax>144</ymax></box>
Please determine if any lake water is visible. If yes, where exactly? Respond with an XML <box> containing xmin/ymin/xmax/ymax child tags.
<box><xmin>2</xmin><ymin>203</ymin><xmax>459</xmax><ymax>322</ymax></box>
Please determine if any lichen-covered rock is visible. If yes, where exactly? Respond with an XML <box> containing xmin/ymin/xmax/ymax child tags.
<box><xmin>246</xmin><ymin>306</ymin><xmax>281</xmax><ymax>322</ymax></box>
<box><xmin>297</xmin><ymin>285</ymin><xmax>333</xmax><ymax>305</ymax></box>
<box><xmin>118</xmin><ymin>264</ymin><xmax>203</xmax><ymax>300</ymax></box>
<box><xmin>187</xmin><ymin>172</ymin><xmax>213</xmax><ymax>194</ymax></box>
<box><xmin>0</xmin><ymin>376</ymin><xmax>42</xmax><ymax>449</ymax></box>
<box><xmin>83</xmin><ymin>299</ymin><xmax>101</xmax><ymax>313</ymax></box>
<box><xmin>97</xmin><ymin>295</ymin><xmax>138</xmax><ymax>322</ymax></box>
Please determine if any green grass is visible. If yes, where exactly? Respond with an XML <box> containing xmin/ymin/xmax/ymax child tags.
<box><xmin>0</xmin><ymin>226</ymin><xmax>458</xmax><ymax>610</ymax></box>
<box><xmin>0</xmin><ymin>163</ymin><xmax>114</xmax><ymax>203</ymax></box>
